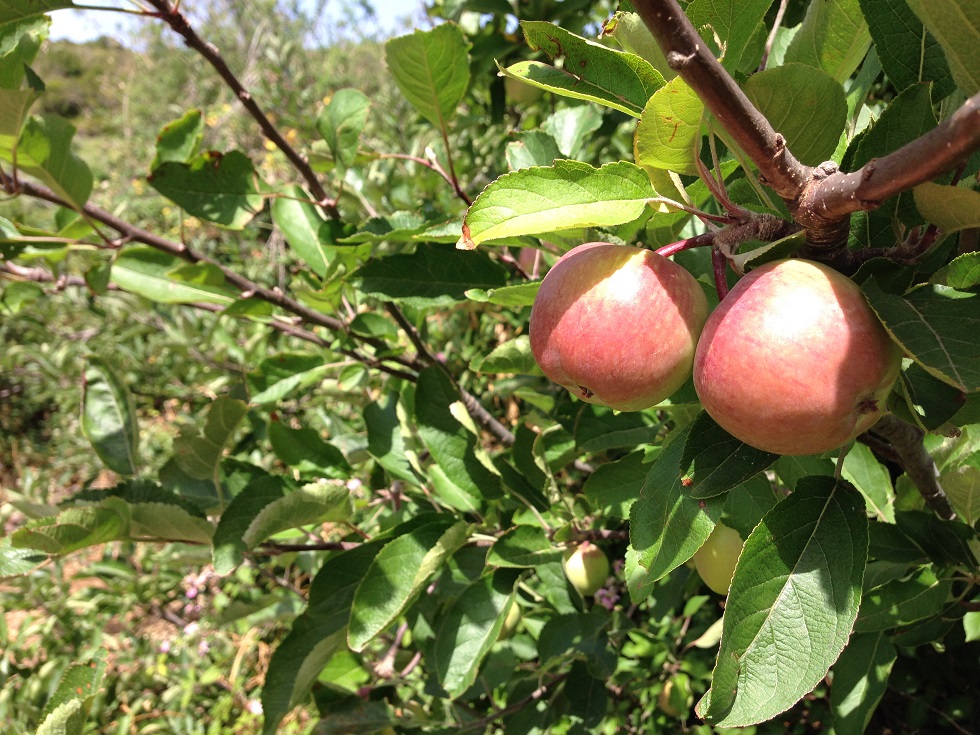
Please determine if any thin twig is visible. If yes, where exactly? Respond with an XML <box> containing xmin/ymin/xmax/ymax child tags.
<box><xmin>655</xmin><ymin>232</ymin><xmax>715</xmax><ymax>258</ymax></box>
<box><xmin>758</xmin><ymin>0</ymin><xmax>790</xmax><ymax>72</ymax></box>
<box><xmin>456</xmin><ymin>674</ymin><xmax>568</xmax><ymax>733</ymax></box>
<box><xmin>144</xmin><ymin>0</ymin><xmax>339</xmax><ymax>217</ymax></box>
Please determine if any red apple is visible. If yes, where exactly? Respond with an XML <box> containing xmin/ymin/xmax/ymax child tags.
<box><xmin>693</xmin><ymin>258</ymin><xmax>902</xmax><ymax>456</ymax></box>
<box><xmin>530</xmin><ymin>243</ymin><xmax>710</xmax><ymax>411</ymax></box>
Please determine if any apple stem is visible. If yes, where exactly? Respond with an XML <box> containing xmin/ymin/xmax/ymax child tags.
<box><xmin>711</xmin><ymin>247</ymin><xmax>730</xmax><ymax>299</ymax></box>
<box><xmin>655</xmin><ymin>232</ymin><xmax>716</xmax><ymax>258</ymax></box>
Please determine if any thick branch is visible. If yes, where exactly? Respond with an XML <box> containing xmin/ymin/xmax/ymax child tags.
<box><xmin>867</xmin><ymin>415</ymin><xmax>956</xmax><ymax>521</ymax></box>
<box><xmin>631</xmin><ymin>0</ymin><xmax>810</xmax><ymax>202</ymax></box>
<box><xmin>802</xmin><ymin>92</ymin><xmax>980</xmax><ymax>228</ymax></box>
<box><xmin>144</xmin><ymin>0</ymin><xmax>339</xmax><ymax>218</ymax></box>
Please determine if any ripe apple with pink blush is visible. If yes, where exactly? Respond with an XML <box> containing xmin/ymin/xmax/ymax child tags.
<box><xmin>529</xmin><ymin>243</ymin><xmax>710</xmax><ymax>411</ymax></box>
<box><xmin>693</xmin><ymin>258</ymin><xmax>902</xmax><ymax>456</ymax></box>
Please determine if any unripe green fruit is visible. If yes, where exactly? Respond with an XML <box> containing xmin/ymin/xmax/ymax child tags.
<box><xmin>499</xmin><ymin>600</ymin><xmax>522</xmax><ymax>639</ymax></box>
<box><xmin>530</xmin><ymin>243</ymin><xmax>709</xmax><ymax>411</ymax></box>
<box><xmin>562</xmin><ymin>541</ymin><xmax>610</xmax><ymax>596</ymax></box>
<box><xmin>505</xmin><ymin>75</ymin><xmax>544</xmax><ymax>105</ymax></box>
<box><xmin>693</xmin><ymin>522</ymin><xmax>743</xmax><ymax>595</ymax></box>
<box><xmin>658</xmin><ymin>673</ymin><xmax>693</xmax><ymax>717</ymax></box>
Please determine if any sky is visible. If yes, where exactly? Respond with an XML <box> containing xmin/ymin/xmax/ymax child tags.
<box><xmin>48</xmin><ymin>0</ymin><xmax>426</xmax><ymax>43</ymax></box>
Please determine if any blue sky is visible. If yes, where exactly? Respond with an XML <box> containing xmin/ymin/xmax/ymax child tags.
<box><xmin>49</xmin><ymin>0</ymin><xmax>426</xmax><ymax>43</ymax></box>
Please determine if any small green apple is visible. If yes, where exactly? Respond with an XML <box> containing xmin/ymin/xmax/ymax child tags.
<box><xmin>693</xmin><ymin>522</ymin><xmax>743</xmax><ymax>595</ymax></box>
<box><xmin>658</xmin><ymin>673</ymin><xmax>693</xmax><ymax>717</ymax></box>
<box><xmin>504</xmin><ymin>75</ymin><xmax>544</xmax><ymax>105</ymax></box>
<box><xmin>498</xmin><ymin>600</ymin><xmax>522</xmax><ymax>639</ymax></box>
<box><xmin>562</xmin><ymin>541</ymin><xmax>610</xmax><ymax>596</ymax></box>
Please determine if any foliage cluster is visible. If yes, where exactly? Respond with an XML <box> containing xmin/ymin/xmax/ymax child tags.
<box><xmin>1</xmin><ymin>0</ymin><xmax>979</xmax><ymax>734</ymax></box>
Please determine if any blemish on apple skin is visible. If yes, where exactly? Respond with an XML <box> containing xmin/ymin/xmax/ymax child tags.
<box><xmin>857</xmin><ymin>397</ymin><xmax>879</xmax><ymax>414</ymax></box>
<box><xmin>578</xmin><ymin>385</ymin><xmax>595</xmax><ymax>399</ymax></box>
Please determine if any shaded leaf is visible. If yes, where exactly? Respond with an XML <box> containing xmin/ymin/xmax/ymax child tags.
<box><xmin>841</xmin><ymin>441</ymin><xmax>895</xmax><ymax>522</ymax></box>
<box><xmin>907</xmin><ymin>0</ymin><xmax>980</xmax><ymax>95</ymax></box>
<box><xmin>469</xmin><ymin>335</ymin><xmax>542</xmax><ymax>375</ymax></box>
<box><xmin>268</xmin><ymin>422</ymin><xmax>351</xmax><ymax>480</ymax></box>
<box><xmin>830</xmin><ymin>631</ymin><xmax>897</xmax><ymax>735</ymax></box>
<box><xmin>354</xmin><ymin>243</ymin><xmax>508</xmax><ymax>308</ymax></box>
<box><xmin>348</xmin><ymin>518</ymin><xmax>469</xmax><ymax>651</ymax></box>
<box><xmin>242</xmin><ymin>481</ymin><xmax>350</xmax><ymax>547</ymax></box>
<box><xmin>82</xmin><ymin>355</ymin><xmax>139</xmax><ymax>477</ymax></box>
<box><xmin>863</xmin><ymin>278</ymin><xmax>980</xmax><ymax>392</ymax></box>
<box><xmin>629</xmin><ymin>425</ymin><xmax>725</xmax><ymax>591</ymax></box>
<box><xmin>148</xmin><ymin>150</ymin><xmax>264</xmax><ymax>230</ymax></box>
<box><xmin>855</xmin><ymin>567</ymin><xmax>953</xmax><ymax>632</ymax></box>
<box><xmin>486</xmin><ymin>525</ymin><xmax>562</xmax><ymax>568</ymax></box>
<box><xmin>173</xmin><ymin>396</ymin><xmax>248</xmax><ymax>480</ymax></box>
<box><xmin>743</xmin><ymin>63</ymin><xmax>847</xmax><ymax>166</ymax></box>
<box><xmin>681</xmin><ymin>412</ymin><xmax>778</xmax><ymax>499</ymax></box>
<box><xmin>700</xmin><ymin>477</ymin><xmax>868</xmax><ymax>727</ymax></box>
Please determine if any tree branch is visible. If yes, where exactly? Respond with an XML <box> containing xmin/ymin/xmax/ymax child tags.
<box><xmin>867</xmin><ymin>415</ymin><xmax>956</xmax><ymax>521</ymax></box>
<box><xmin>801</xmin><ymin>92</ymin><xmax>980</xmax><ymax>229</ymax></box>
<box><xmin>630</xmin><ymin>0</ymin><xmax>811</xmax><ymax>203</ymax></box>
<box><xmin>144</xmin><ymin>0</ymin><xmax>340</xmax><ymax>218</ymax></box>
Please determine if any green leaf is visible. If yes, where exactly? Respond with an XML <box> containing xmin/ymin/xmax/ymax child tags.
<box><xmin>930</xmin><ymin>252</ymin><xmax>980</xmax><ymax>290</ymax></box>
<box><xmin>855</xmin><ymin>567</ymin><xmax>953</xmax><ymax>632</ymax></box>
<box><xmin>148</xmin><ymin>150</ymin><xmax>264</xmax><ymax>230</ymax></box>
<box><xmin>894</xmin><ymin>509</ymin><xmax>977</xmax><ymax>566</ymax></box>
<box><xmin>700</xmin><ymin>477</ymin><xmax>868</xmax><ymax>727</ymax></box>
<box><xmin>36</xmin><ymin>699</ymin><xmax>85</xmax><ymax>735</ymax></box>
<box><xmin>941</xmin><ymin>454</ymin><xmax>980</xmax><ymax>527</ymax></box>
<box><xmin>317</xmin><ymin>88</ymin><xmax>369</xmax><ymax>171</ymax></box>
<box><xmin>348</xmin><ymin>518</ymin><xmax>469</xmax><ymax>651</ymax></box>
<box><xmin>126</xmin><ymin>501</ymin><xmax>213</xmax><ymax>544</ymax></box>
<box><xmin>486</xmin><ymin>525</ymin><xmax>562</xmax><ymax>568</ymax></box>
<box><xmin>469</xmin><ymin>335</ymin><xmax>542</xmax><ymax>375</ymax></box>
<box><xmin>271</xmin><ymin>185</ymin><xmax>333</xmax><ymax>277</ymax></box>
<box><xmin>830</xmin><ymin>631</ymin><xmax>897</xmax><ymax>735</ymax></box>
<box><xmin>0</xmin><ymin>87</ymin><xmax>37</xmax><ymax>162</ymax></box>
<box><xmin>506</xmin><ymin>130</ymin><xmax>562</xmax><ymax>171</ymax></box>
<box><xmin>111</xmin><ymin>246</ymin><xmax>237</xmax><ymax>305</ymax></box>
<box><xmin>242</xmin><ymin>481</ymin><xmax>350</xmax><ymax>547</ymax></box>
<box><xmin>249</xmin><ymin>362</ymin><xmax>331</xmax><ymax>405</ymax></box>
<box><xmin>152</xmin><ymin>109</ymin><xmax>203</xmax><ymax>168</ymax></box>
<box><xmin>212</xmin><ymin>475</ymin><xmax>287</xmax><ymax>574</ymax></box>
<box><xmin>268</xmin><ymin>422</ymin><xmax>351</xmax><ymax>480</ymax></box>
<box><xmin>742</xmin><ymin>63</ymin><xmax>847</xmax><ymax>166</ymax></box>
<box><xmin>0</xmin><ymin>15</ymin><xmax>48</xmax><ymax>89</ymax></box>
<box><xmin>849</xmin><ymin>83</ymin><xmax>936</xmax><ymax>171</ymax></box>
<box><xmin>458</xmin><ymin>160</ymin><xmax>657</xmax><ymax>249</ymax></box>
<box><xmin>542</xmin><ymin>106</ymin><xmax>604</xmax><ymax>159</ymax></box>
<box><xmin>415</xmin><ymin>367</ymin><xmax>501</xmax><ymax>511</ymax></box>
<box><xmin>353</xmin><ymin>243</ymin><xmax>508</xmax><ymax>308</ymax></box>
<box><xmin>504</xmin><ymin>21</ymin><xmax>665</xmax><ymax>118</ymax></box>
<box><xmin>384</xmin><ymin>23</ymin><xmax>470</xmax><ymax>130</ymax></box>
<box><xmin>858</xmin><ymin>0</ymin><xmax>955</xmax><ymax>100</ymax></box>
<box><xmin>564</xmin><ymin>660</ymin><xmax>609</xmax><ymax>727</ymax></box>
<box><xmin>38</xmin><ymin>654</ymin><xmax>106</xmax><ymax>728</ymax></box>
<box><xmin>634</xmin><ymin>76</ymin><xmax>704</xmax><ymax>175</ymax></box>
<box><xmin>262</xmin><ymin>541</ymin><xmax>384</xmax><ymax>735</ymax></box>
<box><xmin>2</xmin><ymin>114</ymin><xmax>92</xmax><ymax>208</ymax></box>
<box><xmin>913</xmin><ymin>183</ymin><xmax>980</xmax><ymax>234</ymax></box>
<box><xmin>723</xmin><ymin>475</ymin><xmax>779</xmax><ymax>539</ymax></box>
<box><xmin>574</xmin><ymin>408</ymin><xmax>662</xmax><ymax>453</ymax></box>
<box><xmin>680</xmin><ymin>412</ymin><xmax>778</xmax><ymax>499</ymax></box>
<box><xmin>785</xmin><ymin>0</ymin><xmax>871</xmax><ymax>82</ymax></box>
<box><xmin>688</xmin><ymin>0</ymin><xmax>774</xmax><ymax>71</ymax></box>
<box><xmin>841</xmin><ymin>441</ymin><xmax>895</xmax><ymax>522</ymax></box>
<box><xmin>0</xmin><ymin>1</ymin><xmax>73</xmax><ymax>25</ymax></box>
<box><xmin>12</xmin><ymin>502</ymin><xmax>129</xmax><ymax>555</ymax></box>
<box><xmin>364</xmin><ymin>393</ymin><xmax>418</xmax><ymax>484</ymax></box>
<box><xmin>173</xmin><ymin>396</ymin><xmax>248</xmax><ymax>480</ymax></box>
<box><xmin>863</xmin><ymin>279</ymin><xmax>980</xmax><ymax>392</ymax></box>
<box><xmin>602</xmin><ymin>11</ymin><xmax>673</xmax><ymax>80</ymax></box>
<box><xmin>430</xmin><ymin>570</ymin><xmax>518</xmax><ymax>697</ymax></box>
<box><xmin>583</xmin><ymin>451</ymin><xmax>648</xmax><ymax>520</ymax></box>
<box><xmin>897</xmin><ymin>361</ymin><xmax>966</xmax><ymax>432</ymax></box>
<box><xmin>907</xmin><ymin>0</ymin><xmax>980</xmax><ymax>95</ymax></box>
<box><xmin>82</xmin><ymin>355</ymin><xmax>139</xmax><ymax>477</ymax></box>
<box><xmin>629</xmin><ymin>425</ymin><xmax>725</xmax><ymax>590</ymax></box>
<box><xmin>464</xmin><ymin>281</ymin><xmax>540</xmax><ymax>307</ymax></box>
<box><xmin>0</xmin><ymin>537</ymin><xmax>47</xmax><ymax>578</ymax></box>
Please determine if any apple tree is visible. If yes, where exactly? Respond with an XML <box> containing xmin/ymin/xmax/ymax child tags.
<box><xmin>1</xmin><ymin>0</ymin><xmax>979</xmax><ymax>733</ymax></box>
